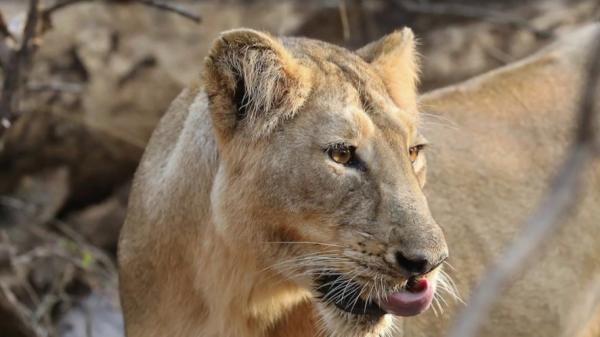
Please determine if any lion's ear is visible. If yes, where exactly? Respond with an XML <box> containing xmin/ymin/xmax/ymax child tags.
<box><xmin>204</xmin><ymin>29</ymin><xmax>311</xmax><ymax>142</ymax></box>
<box><xmin>356</xmin><ymin>28</ymin><xmax>420</xmax><ymax>114</ymax></box>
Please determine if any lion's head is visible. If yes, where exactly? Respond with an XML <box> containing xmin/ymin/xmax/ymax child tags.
<box><xmin>204</xmin><ymin>28</ymin><xmax>451</xmax><ymax>337</ymax></box>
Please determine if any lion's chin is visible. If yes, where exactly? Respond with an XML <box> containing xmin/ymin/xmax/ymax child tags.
<box><xmin>316</xmin><ymin>302</ymin><xmax>395</xmax><ymax>337</ymax></box>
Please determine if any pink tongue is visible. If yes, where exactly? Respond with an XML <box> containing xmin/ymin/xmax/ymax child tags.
<box><xmin>378</xmin><ymin>279</ymin><xmax>433</xmax><ymax>317</ymax></box>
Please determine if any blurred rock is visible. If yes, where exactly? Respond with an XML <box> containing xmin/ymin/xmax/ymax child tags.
<box><xmin>0</xmin><ymin>167</ymin><xmax>69</xmax><ymax>231</ymax></box>
<box><xmin>66</xmin><ymin>184</ymin><xmax>130</xmax><ymax>253</ymax></box>
<box><xmin>0</xmin><ymin>0</ymin><xmax>313</xmax><ymax>210</ymax></box>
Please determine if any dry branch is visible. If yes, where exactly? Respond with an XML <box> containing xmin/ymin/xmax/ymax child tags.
<box><xmin>446</xmin><ymin>33</ymin><xmax>600</xmax><ymax>337</ymax></box>
<box><xmin>0</xmin><ymin>0</ymin><xmax>201</xmax><ymax>139</ymax></box>
<box><xmin>0</xmin><ymin>200</ymin><xmax>118</xmax><ymax>337</ymax></box>
<box><xmin>0</xmin><ymin>11</ymin><xmax>15</xmax><ymax>41</ymax></box>
<box><xmin>45</xmin><ymin>0</ymin><xmax>201</xmax><ymax>23</ymax></box>
<box><xmin>0</xmin><ymin>285</ymin><xmax>42</xmax><ymax>337</ymax></box>
<box><xmin>43</xmin><ymin>0</ymin><xmax>91</xmax><ymax>15</ymax></box>
<box><xmin>0</xmin><ymin>11</ymin><xmax>15</xmax><ymax>68</ymax></box>
<box><xmin>338</xmin><ymin>0</ymin><xmax>351</xmax><ymax>42</ymax></box>
<box><xmin>0</xmin><ymin>233</ymin><xmax>43</xmax><ymax>337</ymax></box>
<box><xmin>0</xmin><ymin>0</ymin><xmax>40</xmax><ymax>133</ymax></box>
<box><xmin>136</xmin><ymin>0</ymin><xmax>202</xmax><ymax>23</ymax></box>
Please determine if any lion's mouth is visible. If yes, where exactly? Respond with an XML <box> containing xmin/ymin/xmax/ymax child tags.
<box><xmin>315</xmin><ymin>273</ymin><xmax>386</xmax><ymax>316</ymax></box>
<box><xmin>315</xmin><ymin>273</ymin><xmax>434</xmax><ymax>317</ymax></box>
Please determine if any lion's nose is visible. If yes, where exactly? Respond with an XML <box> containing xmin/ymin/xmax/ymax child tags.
<box><xmin>394</xmin><ymin>250</ymin><xmax>448</xmax><ymax>276</ymax></box>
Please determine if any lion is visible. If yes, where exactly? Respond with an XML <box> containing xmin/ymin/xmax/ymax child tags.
<box><xmin>402</xmin><ymin>23</ymin><xmax>600</xmax><ymax>337</ymax></box>
<box><xmin>118</xmin><ymin>23</ymin><xmax>600</xmax><ymax>337</ymax></box>
<box><xmin>118</xmin><ymin>28</ymin><xmax>454</xmax><ymax>337</ymax></box>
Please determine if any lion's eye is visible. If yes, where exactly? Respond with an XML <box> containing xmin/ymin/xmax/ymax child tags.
<box><xmin>327</xmin><ymin>144</ymin><xmax>355</xmax><ymax>165</ymax></box>
<box><xmin>408</xmin><ymin>145</ymin><xmax>425</xmax><ymax>163</ymax></box>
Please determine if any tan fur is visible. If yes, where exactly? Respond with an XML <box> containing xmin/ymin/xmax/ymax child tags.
<box><xmin>403</xmin><ymin>23</ymin><xmax>600</xmax><ymax>337</ymax></box>
<box><xmin>204</xmin><ymin>29</ymin><xmax>312</xmax><ymax>141</ymax></box>
<box><xmin>119</xmin><ymin>29</ymin><xmax>449</xmax><ymax>337</ymax></box>
<box><xmin>119</xmin><ymin>24</ymin><xmax>600</xmax><ymax>337</ymax></box>
<box><xmin>356</xmin><ymin>28</ymin><xmax>420</xmax><ymax>116</ymax></box>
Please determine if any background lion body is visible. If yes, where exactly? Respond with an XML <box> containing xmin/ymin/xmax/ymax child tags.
<box><xmin>408</xmin><ymin>23</ymin><xmax>600</xmax><ymax>337</ymax></box>
<box><xmin>118</xmin><ymin>24</ymin><xmax>600</xmax><ymax>337</ymax></box>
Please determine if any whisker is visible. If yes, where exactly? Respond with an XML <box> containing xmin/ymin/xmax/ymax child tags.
<box><xmin>438</xmin><ymin>270</ymin><xmax>464</xmax><ymax>304</ymax></box>
<box><xmin>259</xmin><ymin>250</ymin><xmax>343</xmax><ymax>273</ymax></box>
<box><xmin>264</xmin><ymin>241</ymin><xmax>346</xmax><ymax>248</ymax></box>
<box><xmin>443</xmin><ymin>260</ymin><xmax>457</xmax><ymax>271</ymax></box>
<box><xmin>430</xmin><ymin>296</ymin><xmax>440</xmax><ymax>317</ymax></box>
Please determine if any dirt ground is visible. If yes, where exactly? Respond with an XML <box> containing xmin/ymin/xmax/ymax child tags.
<box><xmin>0</xmin><ymin>1</ymin><xmax>598</xmax><ymax>336</ymax></box>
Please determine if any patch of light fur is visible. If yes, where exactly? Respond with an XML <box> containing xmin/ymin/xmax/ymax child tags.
<box><xmin>315</xmin><ymin>301</ymin><xmax>395</xmax><ymax>337</ymax></box>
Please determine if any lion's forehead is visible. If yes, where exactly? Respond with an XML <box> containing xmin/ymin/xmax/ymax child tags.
<box><xmin>298</xmin><ymin>89</ymin><xmax>415</xmax><ymax>152</ymax></box>
<box><xmin>284</xmin><ymin>38</ymin><xmax>417</xmax><ymax>142</ymax></box>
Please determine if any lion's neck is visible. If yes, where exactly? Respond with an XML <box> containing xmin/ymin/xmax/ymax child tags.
<box><xmin>188</xmin><ymin>224</ymin><xmax>312</xmax><ymax>337</ymax></box>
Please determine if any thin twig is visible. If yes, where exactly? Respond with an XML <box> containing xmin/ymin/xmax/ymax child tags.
<box><xmin>338</xmin><ymin>0</ymin><xmax>351</xmax><ymax>42</ymax></box>
<box><xmin>0</xmin><ymin>11</ymin><xmax>15</xmax><ymax>41</ymax></box>
<box><xmin>0</xmin><ymin>281</ymin><xmax>43</xmax><ymax>337</ymax></box>
<box><xmin>0</xmin><ymin>42</ymin><xmax>13</xmax><ymax>69</ymax></box>
<box><xmin>394</xmin><ymin>0</ymin><xmax>554</xmax><ymax>39</ymax></box>
<box><xmin>576</xmin><ymin>39</ymin><xmax>600</xmax><ymax>144</ymax></box>
<box><xmin>43</xmin><ymin>0</ymin><xmax>91</xmax><ymax>17</ymax></box>
<box><xmin>1</xmin><ymin>195</ymin><xmax>118</xmax><ymax>278</ymax></box>
<box><xmin>0</xmin><ymin>0</ymin><xmax>40</xmax><ymax>136</ymax></box>
<box><xmin>27</xmin><ymin>81</ymin><xmax>84</xmax><ymax>94</ymax></box>
<box><xmin>46</xmin><ymin>0</ymin><xmax>201</xmax><ymax>23</ymax></box>
<box><xmin>446</xmin><ymin>33</ymin><xmax>600</xmax><ymax>337</ymax></box>
<box><xmin>0</xmin><ymin>10</ymin><xmax>16</xmax><ymax>68</ymax></box>
<box><xmin>136</xmin><ymin>0</ymin><xmax>201</xmax><ymax>24</ymax></box>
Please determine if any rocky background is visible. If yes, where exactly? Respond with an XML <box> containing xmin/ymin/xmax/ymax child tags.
<box><xmin>0</xmin><ymin>1</ymin><xmax>598</xmax><ymax>336</ymax></box>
